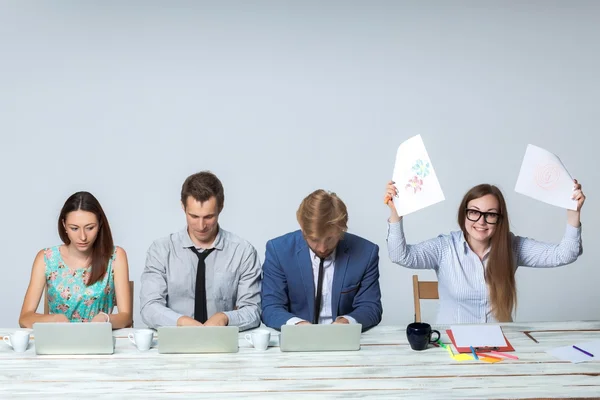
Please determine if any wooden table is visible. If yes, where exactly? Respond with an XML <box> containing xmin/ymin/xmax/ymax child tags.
<box><xmin>1</xmin><ymin>321</ymin><xmax>599</xmax><ymax>399</ymax></box>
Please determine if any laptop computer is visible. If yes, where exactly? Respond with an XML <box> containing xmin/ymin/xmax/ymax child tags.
<box><xmin>33</xmin><ymin>322</ymin><xmax>114</xmax><ymax>355</ymax></box>
<box><xmin>157</xmin><ymin>326</ymin><xmax>239</xmax><ymax>354</ymax></box>
<box><xmin>280</xmin><ymin>324</ymin><xmax>362</xmax><ymax>352</ymax></box>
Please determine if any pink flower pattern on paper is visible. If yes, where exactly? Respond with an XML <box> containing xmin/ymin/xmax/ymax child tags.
<box><xmin>405</xmin><ymin>176</ymin><xmax>424</xmax><ymax>194</ymax></box>
<box><xmin>43</xmin><ymin>245</ymin><xmax>117</xmax><ymax>322</ymax></box>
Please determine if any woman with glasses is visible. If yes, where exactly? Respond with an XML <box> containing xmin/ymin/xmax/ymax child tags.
<box><xmin>384</xmin><ymin>181</ymin><xmax>585</xmax><ymax>324</ymax></box>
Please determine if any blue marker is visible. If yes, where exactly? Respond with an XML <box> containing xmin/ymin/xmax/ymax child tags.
<box><xmin>470</xmin><ymin>346</ymin><xmax>479</xmax><ymax>360</ymax></box>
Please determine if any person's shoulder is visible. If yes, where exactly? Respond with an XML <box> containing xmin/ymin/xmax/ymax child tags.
<box><xmin>35</xmin><ymin>245</ymin><xmax>63</xmax><ymax>272</ymax></box>
<box><xmin>220</xmin><ymin>229</ymin><xmax>257</xmax><ymax>252</ymax></box>
<box><xmin>114</xmin><ymin>246</ymin><xmax>127</xmax><ymax>259</ymax></box>
<box><xmin>144</xmin><ymin>233</ymin><xmax>183</xmax><ymax>264</ymax></box>
<box><xmin>266</xmin><ymin>230</ymin><xmax>302</xmax><ymax>247</ymax></box>
<box><xmin>148</xmin><ymin>231</ymin><xmax>181</xmax><ymax>252</ymax></box>
<box><xmin>341</xmin><ymin>232</ymin><xmax>378</xmax><ymax>249</ymax></box>
<box><xmin>37</xmin><ymin>245</ymin><xmax>61</xmax><ymax>262</ymax></box>
<box><xmin>443</xmin><ymin>230</ymin><xmax>467</xmax><ymax>253</ymax></box>
<box><xmin>447</xmin><ymin>230</ymin><xmax>464</xmax><ymax>242</ymax></box>
<box><xmin>33</xmin><ymin>248</ymin><xmax>47</xmax><ymax>265</ymax></box>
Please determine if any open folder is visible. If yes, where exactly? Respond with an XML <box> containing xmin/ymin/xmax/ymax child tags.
<box><xmin>446</xmin><ymin>329</ymin><xmax>515</xmax><ymax>353</ymax></box>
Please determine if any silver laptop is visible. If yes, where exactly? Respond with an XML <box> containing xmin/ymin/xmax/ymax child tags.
<box><xmin>33</xmin><ymin>322</ymin><xmax>114</xmax><ymax>355</ymax></box>
<box><xmin>157</xmin><ymin>326</ymin><xmax>239</xmax><ymax>354</ymax></box>
<box><xmin>280</xmin><ymin>324</ymin><xmax>362</xmax><ymax>352</ymax></box>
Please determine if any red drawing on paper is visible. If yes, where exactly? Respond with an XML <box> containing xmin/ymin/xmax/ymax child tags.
<box><xmin>535</xmin><ymin>163</ymin><xmax>561</xmax><ymax>190</ymax></box>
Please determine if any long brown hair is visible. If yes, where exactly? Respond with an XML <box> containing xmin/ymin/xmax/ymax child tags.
<box><xmin>457</xmin><ymin>184</ymin><xmax>515</xmax><ymax>322</ymax></box>
<box><xmin>58</xmin><ymin>192</ymin><xmax>114</xmax><ymax>286</ymax></box>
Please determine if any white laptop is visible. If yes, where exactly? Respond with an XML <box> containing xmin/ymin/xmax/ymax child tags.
<box><xmin>157</xmin><ymin>326</ymin><xmax>239</xmax><ymax>354</ymax></box>
<box><xmin>280</xmin><ymin>324</ymin><xmax>362</xmax><ymax>352</ymax></box>
<box><xmin>33</xmin><ymin>322</ymin><xmax>114</xmax><ymax>355</ymax></box>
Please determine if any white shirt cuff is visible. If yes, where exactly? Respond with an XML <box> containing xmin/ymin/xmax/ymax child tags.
<box><xmin>286</xmin><ymin>317</ymin><xmax>306</xmax><ymax>325</ymax></box>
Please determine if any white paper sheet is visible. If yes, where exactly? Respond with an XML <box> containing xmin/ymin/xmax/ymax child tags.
<box><xmin>450</xmin><ymin>325</ymin><xmax>507</xmax><ymax>348</ymax></box>
<box><xmin>515</xmin><ymin>144</ymin><xmax>577</xmax><ymax>210</ymax></box>
<box><xmin>546</xmin><ymin>340</ymin><xmax>600</xmax><ymax>363</ymax></box>
<box><xmin>391</xmin><ymin>135</ymin><xmax>445</xmax><ymax>216</ymax></box>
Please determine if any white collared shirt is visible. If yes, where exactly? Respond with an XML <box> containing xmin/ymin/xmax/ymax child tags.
<box><xmin>287</xmin><ymin>249</ymin><xmax>357</xmax><ymax>325</ymax></box>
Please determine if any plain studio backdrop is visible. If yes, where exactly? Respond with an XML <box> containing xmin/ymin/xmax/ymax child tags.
<box><xmin>0</xmin><ymin>1</ymin><xmax>598</xmax><ymax>327</ymax></box>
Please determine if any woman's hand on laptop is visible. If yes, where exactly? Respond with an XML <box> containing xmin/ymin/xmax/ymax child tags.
<box><xmin>295</xmin><ymin>321</ymin><xmax>311</xmax><ymax>325</ymax></box>
<box><xmin>52</xmin><ymin>314</ymin><xmax>69</xmax><ymax>323</ymax></box>
<box><xmin>204</xmin><ymin>312</ymin><xmax>229</xmax><ymax>327</ymax></box>
<box><xmin>90</xmin><ymin>313</ymin><xmax>109</xmax><ymax>323</ymax></box>
<box><xmin>177</xmin><ymin>316</ymin><xmax>203</xmax><ymax>326</ymax></box>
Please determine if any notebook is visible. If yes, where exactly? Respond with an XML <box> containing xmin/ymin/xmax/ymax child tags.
<box><xmin>446</xmin><ymin>329</ymin><xmax>515</xmax><ymax>353</ymax></box>
<box><xmin>280</xmin><ymin>324</ymin><xmax>362</xmax><ymax>352</ymax></box>
<box><xmin>33</xmin><ymin>322</ymin><xmax>114</xmax><ymax>355</ymax></box>
<box><xmin>157</xmin><ymin>326</ymin><xmax>239</xmax><ymax>353</ymax></box>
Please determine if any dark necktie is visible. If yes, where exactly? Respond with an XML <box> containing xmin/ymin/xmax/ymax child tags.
<box><xmin>189</xmin><ymin>247</ymin><xmax>216</xmax><ymax>323</ymax></box>
<box><xmin>313</xmin><ymin>257</ymin><xmax>325</xmax><ymax>324</ymax></box>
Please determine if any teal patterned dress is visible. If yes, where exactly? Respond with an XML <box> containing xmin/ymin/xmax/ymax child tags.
<box><xmin>44</xmin><ymin>246</ymin><xmax>116</xmax><ymax>322</ymax></box>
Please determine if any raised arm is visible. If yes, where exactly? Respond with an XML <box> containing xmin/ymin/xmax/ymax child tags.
<box><xmin>19</xmin><ymin>250</ymin><xmax>69</xmax><ymax>328</ymax></box>
<box><xmin>515</xmin><ymin>225</ymin><xmax>583</xmax><ymax>268</ymax></box>
<box><xmin>516</xmin><ymin>179</ymin><xmax>585</xmax><ymax>268</ymax></box>
<box><xmin>385</xmin><ymin>181</ymin><xmax>444</xmax><ymax>270</ymax></box>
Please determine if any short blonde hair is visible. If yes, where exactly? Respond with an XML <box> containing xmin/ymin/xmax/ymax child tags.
<box><xmin>297</xmin><ymin>189</ymin><xmax>348</xmax><ymax>238</ymax></box>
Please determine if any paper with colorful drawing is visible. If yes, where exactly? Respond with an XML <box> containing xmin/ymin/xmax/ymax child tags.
<box><xmin>515</xmin><ymin>144</ymin><xmax>577</xmax><ymax>210</ymax></box>
<box><xmin>391</xmin><ymin>135</ymin><xmax>445</xmax><ymax>216</ymax></box>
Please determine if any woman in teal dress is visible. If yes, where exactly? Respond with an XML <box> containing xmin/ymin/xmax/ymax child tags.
<box><xmin>19</xmin><ymin>192</ymin><xmax>132</xmax><ymax>328</ymax></box>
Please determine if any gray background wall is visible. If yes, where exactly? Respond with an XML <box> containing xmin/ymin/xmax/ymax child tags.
<box><xmin>1</xmin><ymin>1</ymin><xmax>598</xmax><ymax>327</ymax></box>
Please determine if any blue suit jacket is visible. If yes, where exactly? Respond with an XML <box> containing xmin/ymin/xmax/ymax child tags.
<box><xmin>261</xmin><ymin>230</ymin><xmax>383</xmax><ymax>332</ymax></box>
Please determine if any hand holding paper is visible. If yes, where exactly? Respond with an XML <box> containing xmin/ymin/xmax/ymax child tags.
<box><xmin>387</xmin><ymin>135</ymin><xmax>445</xmax><ymax>217</ymax></box>
<box><xmin>515</xmin><ymin>144</ymin><xmax>580</xmax><ymax>210</ymax></box>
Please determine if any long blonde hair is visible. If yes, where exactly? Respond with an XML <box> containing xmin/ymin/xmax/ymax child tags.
<box><xmin>458</xmin><ymin>184</ymin><xmax>515</xmax><ymax>321</ymax></box>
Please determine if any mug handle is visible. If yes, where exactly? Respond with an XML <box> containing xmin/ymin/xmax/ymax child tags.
<box><xmin>244</xmin><ymin>333</ymin><xmax>253</xmax><ymax>346</ymax></box>
<box><xmin>429</xmin><ymin>330</ymin><xmax>441</xmax><ymax>343</ymax></box>
<box><xmin>3</xmin><ymin>336</ymin><xmax>11</xmax><ymax>348</ymax></box>
<box><xmin>128</xmin><ymin>333</ymin><xmax>136</xmax><ymax>345</ymax></box>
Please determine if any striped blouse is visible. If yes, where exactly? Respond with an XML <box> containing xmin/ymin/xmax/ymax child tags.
<box><xmin>387</xmin><ymin>220</ymin><xmax>583</xmax><ymax>324</ymax></box>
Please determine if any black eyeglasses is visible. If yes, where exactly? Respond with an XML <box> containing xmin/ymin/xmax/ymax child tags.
<box><xmin>465</xmin><ymin>209</ymin><xmax>501</xmax><ymax>225</ymax></box>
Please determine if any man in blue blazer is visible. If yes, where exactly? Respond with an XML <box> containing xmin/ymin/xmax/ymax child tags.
<box><xmin>261</xmin><ymin>189</ymin><xmax>383</xmax><ymax>331</ymax></box>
